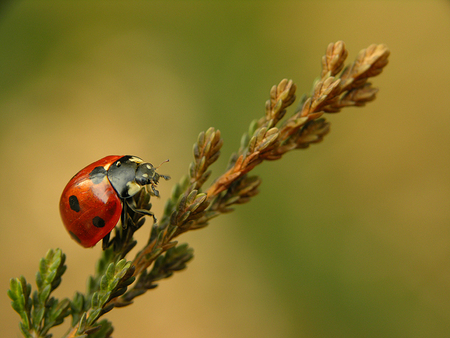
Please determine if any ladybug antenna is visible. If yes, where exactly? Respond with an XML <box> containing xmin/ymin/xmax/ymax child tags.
<box><xmin>156</xmin><ymin>159</ymin><xmax>169</xmax><ymax>170</ymax></box>
<box><xmin>155</xmin><ymin>159</ymin><xmax>170</xmax><ymax>182</ymax></box>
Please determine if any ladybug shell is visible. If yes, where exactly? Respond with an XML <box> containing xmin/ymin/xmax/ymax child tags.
<box><xmin>60</xmin><ymin>156</ymin><xmax>123</xmax><ymax>248</ymax></box>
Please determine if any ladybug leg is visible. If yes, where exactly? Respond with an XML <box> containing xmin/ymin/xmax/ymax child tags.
<box><xmin>102</xmin><ymin>232</ymin><xmax>111</xmax><ymax>250</ymax></box>
<box><xmin>121</xmin><ymin>199</ymin><xmax>128</xmax><ymax>230</ymax></box>
<box><xmin>125</xmin><ymin>198</ymin><xmax>157</xmax><ymax>223</ymax></box>
<box><xmin>147</xmin><ymin>183</ymin><xmax>161</xmax><ymax>197</ymax></box>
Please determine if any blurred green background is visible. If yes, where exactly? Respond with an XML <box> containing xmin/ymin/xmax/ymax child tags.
<box><xmin>2</xmin><ymin>1</ymin><xmax>450</xmax><ymax>337</ymax></box>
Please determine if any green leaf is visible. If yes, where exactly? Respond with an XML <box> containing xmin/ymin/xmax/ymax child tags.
<box><xmin>99</xmin><ymin>292</ymin><xmax>111</xmax><ymax>306</ymax></box>
<box><xmin>87</xmin><ymin>319</ymin><xmax>114</xmax><ymax>338</ymax></box>
<box><xmin>76</xmin><ymin>312</ymin><xmax>88</xmax><ymax>335</ymax></box>
<box><xmin>41</xmin><ymin>297</ymin><xmax>70</xmax><ymax>334</ymax></box>
<box><xmin>115</xmin><ymin>259</ymin><xmax>127</xmax><ymax>272</ymax></box>
<box><xmin>39</xmin><ymin>284</ymin><xmax>51</xmax><ymax>304</ymax></box>
<box><xmin>19</xmin><ymin>322</ymin><xmax>34</xmax><ymax>338</ymax></box>
<box><xmin>8</xmin><ymin>276</ymin><xmax>32</xmax><ymax>330</ymax></box>
<box><xmin>86</xmin><ymin>308</ymin><xmax>102</xmax><ymax>327</ymax></box>
<box><xmin>32</xmin><ymin>306</ymin><xmax>45</xmax><ymax>331</ymax></box>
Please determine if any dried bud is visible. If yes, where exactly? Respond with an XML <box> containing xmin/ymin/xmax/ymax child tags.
<box><xmin>321</xmin><ymin>40</ymin><xmax>348</xmax><ymax>77</ymax></box>
<box><xmin>340</xmin><ymin>44</ymin><xmax>390</xmax><ymax>91</ymax></box>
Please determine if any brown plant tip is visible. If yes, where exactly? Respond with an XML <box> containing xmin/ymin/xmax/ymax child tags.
<box><xmin>339</xmin><ymin>43</ymin><xmax>390</xmax><ymax>91</ymax></box>
<box><xmin>169</xmin><ymin>190</ymin><xmax>209</xmax><ymax>236</ymax></box>
<box><xmin>304</xmin><ymin>43</ymin><xmax>390</xmax><ymax>115</ymax></box>
<box><xmin>321</xmin><ymin>40</ymin><xmax>348</xmax><ymax>77</ymax></box>
<box><xmin>300</xmin><ymin>77</ymin><xmax>341</xmax><ymax>117</ymax></box>
<box><xmin>190</xmin><ymin>127</ymin><xmax>223</xmax><ymax>190</ymax></box>
<box><xmin>206</xmin><ymin>42</ymin><xmax>389</xmax><ymax>200</ymax></box>
<box><xmin>210</xmin><ymin>175</ymin><xmax>262</xmax><ymax>214</ymax></box>
<box><xmin>294</xmin><ymin>119</ymin><xmax>330</xmax><ymax>149</ymax></box>
<box><xmin>265</xmin><ymin>79</ymin><xmax>297</xmax><ymax>126</ymax></box>
<box><xmin>338</xmin><ymin>84</ymin><xmax>379</xmax><ymax>108</ymax></box>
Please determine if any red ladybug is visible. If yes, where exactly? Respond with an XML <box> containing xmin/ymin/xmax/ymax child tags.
<box><xmin>60</xmin><ymin>155</ymin><xmax>169</xmax><ymax>248</ymax></box>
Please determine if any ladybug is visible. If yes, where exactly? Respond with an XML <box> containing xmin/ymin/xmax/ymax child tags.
<box><xmin>60</xmin><ymin>155</ymin><xmax>170</xmax><ymax>248</ymax></box>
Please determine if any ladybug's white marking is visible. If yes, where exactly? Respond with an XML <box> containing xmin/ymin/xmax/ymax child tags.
<box><xmin>129</xmin><ymin>156</ymin><xmax>143</xmax><ymax>163</ymax></box>
<box><xmin>142</xmin><ymin>173</ymin><xmax>149</xmax><ymax>178</ymax></box>
<box><xmin>146</xmin><ymin>164</ymin><xmax>152</xmax><ymax>170</ymax></box>
<box><xmin>126</xmin><ymin>181</ymin><xmax>142</xmax><ymax>196</ymax></box>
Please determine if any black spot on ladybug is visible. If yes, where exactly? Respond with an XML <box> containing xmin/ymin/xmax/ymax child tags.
<box><xmin>92</xmin><ymin>216</ymin><xmax>106</xmax><ymax>228</ymax></box>
<box><xmin>69</xmin><ymin>231</ymin><xmax>82</xmax><ymax>244</ymax></box>
<box><xmin>89</xmin><ymin>166</ymin><xmax>107</xmax><ymax>184</ymax></box>
<box><xmin>69</xmin><ymin>195</ymin><xmax>80</xmax><ymax>212</ymax></box>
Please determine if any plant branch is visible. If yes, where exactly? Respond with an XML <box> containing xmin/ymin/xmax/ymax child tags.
<box><xmin>8</xmin><ymin>40</ymin><xmax>389</xmax><ymax>338</ymax></box>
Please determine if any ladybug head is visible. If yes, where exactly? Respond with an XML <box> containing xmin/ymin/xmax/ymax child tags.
<box><xmin>135</xmin><ymin>162</ymin><xmax>170</xmax><ymax>197</ymax></box>
<box><xmin>108</xmin><ymin>156</ymin><xmax>170</xmax><ymax>199</ymax></box>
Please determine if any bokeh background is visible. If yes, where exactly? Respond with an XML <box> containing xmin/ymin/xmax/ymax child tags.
<box><xmin>1</xmin><ymin>1</ymin><xmax>450</xmax><ymax>337</ymax></box>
